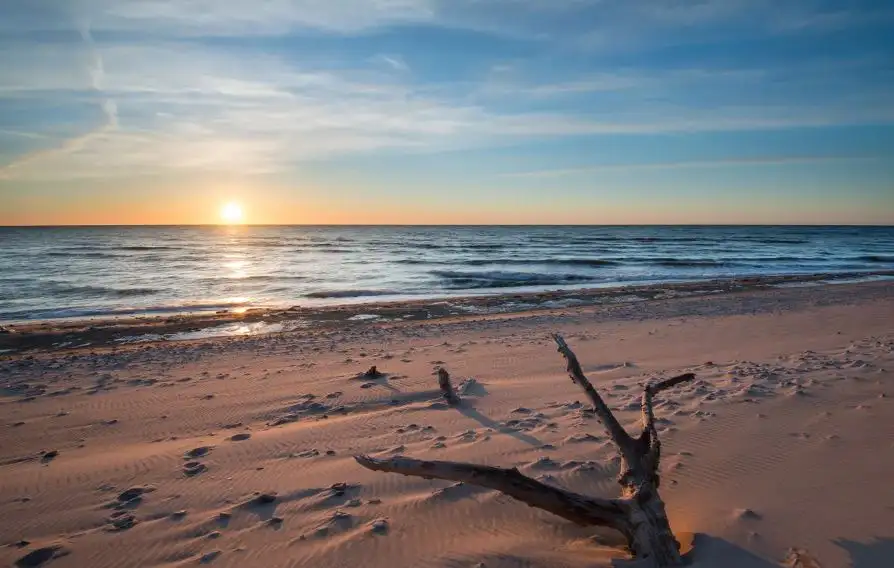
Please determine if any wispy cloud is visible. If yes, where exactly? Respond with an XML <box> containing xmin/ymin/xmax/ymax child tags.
<box><xmin>500</xmin><ymin>155</ymin><xmax>884</xmax><ymax>178</ymax></box>
<box><xmin>373</xmin><ymin>54</ymin><xmax>410</xmax><ymax>72</ymax></box>
<box><xmin>0</xmin><ymin>20</ymin><xmax>118</xmax><ymax>178</ymax></box>
<box><xmin>1</xmin><ymin>0</ymin><xmax>892</xmax><ymax>182</ymax></box>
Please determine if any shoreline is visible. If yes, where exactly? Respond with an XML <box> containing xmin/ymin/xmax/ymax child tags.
<box><xmin>2</xmin><ymin>270</ymin><xmax>892</xmax><ymax>354</ymax></box>
<box><xmin>1</xmin><ymin>272</ymin><xmax>892</xmax><ymax>567</ymax></box>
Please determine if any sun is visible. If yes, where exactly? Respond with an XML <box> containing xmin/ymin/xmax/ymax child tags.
<box><xmin>220</xmin><ymin>202</ymin><xmax>244</xmax><ymax>224</ymax></box>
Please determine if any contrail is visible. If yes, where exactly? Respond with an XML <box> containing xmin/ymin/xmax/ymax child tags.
<box><xmin>79</xmin><ymin>21</ymin><xmax>119</xmax><ymax>128</ymax></box>
<box><xmin>0</xmin><ymin>19</ymin><xmax>118</xmax><ymax>178</ymax></box>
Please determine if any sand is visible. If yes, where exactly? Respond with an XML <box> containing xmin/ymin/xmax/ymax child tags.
<box><xmin>1</xmin><ymin>281</ymin><xmax>893</xmax><ymax>567</ymax></box>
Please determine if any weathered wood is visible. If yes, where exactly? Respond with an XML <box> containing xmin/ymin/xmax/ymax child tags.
<box><xmin>355</xmin><ymin>335</ymin><xmax>697</xmax><ymax>567</ymax></box>
<box><xmin>354</xmin><ymin>455</ymin><xmax>631</xmax><ymax>532</ymax></box>
<box><xmin>363</xmin><ymin>366</ymin><xmax>384</xmax><ymax>379</ymax></box>
<box><xmin>437</xmin><ymin>368</ymin><xmax>460</xmax><ymax>406</ymax></box>
<box><xmin>553</xmin><ymin>334</ymin><xmax>635</xmax><ymax>456</ymax></box>
<box><xmin>553</xmin><ymin>336</ymin><xmax>685</xmax><ymax>566</ymax></box>
<box><xmin>784</xmin><ymin>548</ymin><xmax>824</xmax><ymax>568</ymax></box>
<box><xmin>641</xmin><ymin>373</ymin><xmax>696</xmax><ymax>468</ymax></box>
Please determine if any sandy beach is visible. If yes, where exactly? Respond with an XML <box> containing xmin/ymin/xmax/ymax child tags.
<box><xmin>2</xmin><ymin>281</ymin><xmax>893</xmax><ymax>567</ymax></box>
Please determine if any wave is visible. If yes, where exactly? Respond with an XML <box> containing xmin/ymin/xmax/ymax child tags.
<box><xmin>0</xmin><ymin>299</ymin><xmax>253</xmax><ymax>322</ymax></box>
<box><xmin>859</xmin><ymin>255</ymin><xmax>894</xmax><ymax>263</ymax></box>
<box><xmin>639</xmin><ymin>258</ymin><xmax>728</xmax><ymax>267</ymax></box>
<box><xmin>243</xmin><ymin>241</ymin><xmax>292</xmax><ymax>248</ymax></box>
<box><xmin>391</xmin><ymin>242</ymin><xmax>509</xmax><ymax>252</ymax></box>
<box><xmin>46</xmin><ymin>251</ymin><xmax>127</xmax><ymax>259</ymax></box>
<box><xmin>397</xmin><ymin>258</ymin><xmax>620</xmax><ymax>268</ymax></box>
<box><xmin>246</xmin><ymin>275</ymin><xmax>307</xmax><ymax>281</ymax></box>
<box><xmin>297</xmin><ymin>247</ymin><xmax>353</xmax><ymax>254</ymax></box>
<box><xmin>46</xmin><ymin>245</ymin><xmax>182</xmax><ymax>254</ymax></box>
<box><xmin>461</xmin><ymin>243</ymin><xmax>508</xmax><ymax>251</ymax></box>
<box><xmin>304</xmin><ymin>289</ymin><xmax>401</xmax><ymax>299</ymax></box>
<box><xmin>118</xmin><ymin>245</ymin><xmax>182</xmax><ymax>251</ymax></box>
<box><xmin>632</xmin><ymin>237</ymin><xmax>706</xmax><ymax>243</ymax></box>
<box><xmin>48</xmin><ymin>284</ymin><xmax>162</xmax><ymax>298</ymax></box>
<box><xmin>109</xmin><ymin>287</ymin><xmax>161</xmax><ymax>297</ymax></box>
<box><xmin>197</xmin><ymin>275</ymin><xmax>308</xmax><ymax>283</ymax></box>
<box><xmin>432</xmin><ymin>270</ymin><xmax>597</xmax><ymax>290</ymax></box>
<box><xmin>739</xmin><ymin>238</ymin><xmax>808</xmax><ymax>245</ymax></box>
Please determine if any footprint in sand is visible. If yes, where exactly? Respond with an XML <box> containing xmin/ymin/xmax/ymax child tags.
<box><xmin>40</xmin><ymin>450</ymin><xmax>59</xmax><ymax>463</ymax></box>
<box><xmin>528</xmin><ymin>456</ymin><xmax>560</xmax><ymax>470</ymax></box>
<box><xmin>117</xmin><ymin>485</ymin><xmax>155</xmax><ymax>504</ymax></box>
<box><xmin>106</xmin><ymin>511</ymin><xmax>137</xmax><ymax>531</ymax></box>
<box><xmin>733</xmin><ymin>508</ymin><xmax>762</xmax><ymax>520</ymax></box>
<box><xmin>199</xmin><ymin>550</ymin><xmax>222</xmax><ymax>564</ymax></box>
<box><xmin>228</xmin><ymin>433</ymin><xmax>251</xmax><ymax>442</ymax></box>
<box><xmin>257</xmin><ymin>516</ymin><xmax>283</xmax><ymax>530</ymax></box>
<box><xmin>185</xmin><ymin>446</ymin><xmax>213</xmax><ymax>459</ymax></box>
<box><xmin>183</xmin><ymin>461</ymin><xmax>207</xmax><ymax>476</ymax></box>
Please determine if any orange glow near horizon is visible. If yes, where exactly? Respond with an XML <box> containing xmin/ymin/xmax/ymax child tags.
<box><xmin>1</xmin><ymin>180</ymin><xmax>892</xmax><ymax>226</ymax></box>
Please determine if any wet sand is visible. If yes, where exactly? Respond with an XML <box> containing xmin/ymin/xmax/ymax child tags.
<box><xmin>2</xmin><ymin>271</ymin><xmax>891</xmax><ymax>353</ymax></box>
<box><xmin>1</xmin><ymin>280</ymin><xmax>893</xmax><ymax>567</ymax></box>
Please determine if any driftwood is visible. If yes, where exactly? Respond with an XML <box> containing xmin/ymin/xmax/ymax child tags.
<box><xmin>355</xmin><ymin>334</ymin><xmax>696</xmax><ymax>567</ymax></box>
<box><xmin>437</xmin><ymin>368</ymin><xmax>461</xmax><ymax>406</ymax></box>
<box><xmin>363</xmin><ymin>366</ymin><xmax>384</xmax><ymax>379</ymax></box>
<box><xmin>784</xmin><ymin>549</ymin><xmax>824</xmax><ymax>568</ymax></box>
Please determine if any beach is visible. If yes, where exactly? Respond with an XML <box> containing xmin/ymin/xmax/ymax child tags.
<box><xmin>1</xmin><ymin>280</ymin><xmax>893</xmax><ymax>567</ymax></box>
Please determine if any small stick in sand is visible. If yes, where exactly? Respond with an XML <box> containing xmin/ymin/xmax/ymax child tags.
<box><xmin>357</xmin><ymin>334</ymin><xmax>697</xmax><ymax>567</ymax></box>
<box><xmin>437</xmin><ymin>368</ymin><xmax>460</xmax><ymax>406</ymax></box>
<box><xmin>363</xmin><ymin>366</ymin><xmax>384</xmax><ymax>379</ymax></box>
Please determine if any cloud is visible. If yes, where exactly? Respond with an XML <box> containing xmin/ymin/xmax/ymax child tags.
<box><xmin>1</xmin><ymin>1</ymin><xmax>892</xmax><ymax>181</ymax></box>
<box><xmin>3</xmin><ymin>39</ymin><xmax>893</xmax><ymax>181</ymax></box>
<box><xmin>500</xmin><ymin>155</ymin><xmax>885</xmax><ymax>178</ymax></box>
<box><xmin>373</xmin><ymin>54</ymin><xmax>409</xmax><ymax>72</ymax></box>
<box><xmin>93</xmin><ymin>0</ymin><xmax>438</xmax><ymax>34</ymax></box>
<box><xmin>0</xmin><ymin>20</ymin><xmax>118</xmax><ymax>178</ymax></box>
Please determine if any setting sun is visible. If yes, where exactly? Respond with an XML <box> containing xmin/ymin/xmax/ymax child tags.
<box><xmin>220</xmin><ymin>202</ymin><xmax>244</xmax><ymax>224</ymax></box>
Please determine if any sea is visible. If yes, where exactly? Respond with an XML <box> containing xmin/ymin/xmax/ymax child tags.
<box><xmin>1</xmin><ymin>225</ymin><xmax>892</xmax><ymax>323</ymax></box>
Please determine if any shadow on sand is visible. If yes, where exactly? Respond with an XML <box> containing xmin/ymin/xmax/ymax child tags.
<box><xmin>834</xmin><ymin>537</ymin><xmax>894</xmax><ymax>568</ymax></box>
<box><xmin>458</xmin><ymin>405</ymin><xmax>544</xmax><ymax>447</ymax></box>
<box><xmin>613</xmin><ymin>535</ymin><xmax>894</xmax><ymax>568</ymax></box>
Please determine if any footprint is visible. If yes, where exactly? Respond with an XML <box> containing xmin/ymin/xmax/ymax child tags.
<box><xmin>185</xmin><ymin>446</ymin><xmax>213</xmax><ymax>459</ymax></box>
<box><xmin>117</xmin><ymin>486</ymin><xmax>155</xmax><ymax>503</ymax></box>
<box><xmin>107</xmin><ymin>512</ymin><xmax>137</xmax><ymax>531</ymax></box>
<box><xmin>200</xmin><ymin>550</ymin><xmax>222</xmax><ymax>564</ymax></box>
<box><xmin>183</xmin><ymin>462</ymin><xmax>207</xmax><ymax>477</ymax></box>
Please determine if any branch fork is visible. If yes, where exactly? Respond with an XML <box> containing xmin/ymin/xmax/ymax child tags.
<box><xmin>356</xmin><ymin>334</ymin><xmax>697</xmax><ymax>567</ymax></box>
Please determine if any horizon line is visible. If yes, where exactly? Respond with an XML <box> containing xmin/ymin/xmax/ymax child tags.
<box><xmin>2</xmin><ymin>223</ymin><xmax>893</xmax><ymax>228</ymax></box>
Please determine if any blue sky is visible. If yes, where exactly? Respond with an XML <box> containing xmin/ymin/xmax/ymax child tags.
<box><xmin>0</xmin><ymin>0</ymin><xmax>893</xmax><ymax>224</ymax></box>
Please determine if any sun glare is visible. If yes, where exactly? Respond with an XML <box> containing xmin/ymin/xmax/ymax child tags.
<box><xmin>220</xmin><ymin>202</ymin><xmax>244</xmax><ymax>224</ymax></box>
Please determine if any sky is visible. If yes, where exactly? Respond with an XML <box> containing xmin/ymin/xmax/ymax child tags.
<box><xmin>0</xmin><ymin>0</ymin><xmax>893</xmax><ymax>225</ymax></box>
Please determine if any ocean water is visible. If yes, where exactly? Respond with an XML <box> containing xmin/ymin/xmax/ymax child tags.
<box><xmin>0</xmin><ymin>225</ymin><xmax>892</xmax><ymax>322</ymax></box>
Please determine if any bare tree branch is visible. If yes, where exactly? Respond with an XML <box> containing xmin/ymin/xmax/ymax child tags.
<box><xmin>641</xmin><ymin>373</ymin><xmax>696</xmax><ymax>455</ymax></box>
<box><xmin>355</xmin><ymin>455</ymin><xmax>631</xmax><ymax>532</ymax></box>
<box><xmin>649</xmin><ymin>373</ymin><xmax>697</xmax><ymax>395</ymax></box>
<box><xmin>553</xmin><ymin>334</ymin><xmax>634</xmax><ymax>453</ymax></box>
<box><xmin>355</xmin><ymin>339</ymin><xmax>699</xmax><ymax>567</ymax></box>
